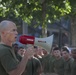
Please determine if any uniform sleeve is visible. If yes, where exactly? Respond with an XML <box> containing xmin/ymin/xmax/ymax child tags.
<box><xmin>0</xmin><ymin>53</ymin><xmax>19</xmax><ymax>73</ymax></box>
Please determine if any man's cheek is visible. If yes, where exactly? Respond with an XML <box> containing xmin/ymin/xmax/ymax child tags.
<box><xmin>7</xmin><ymin>34</ymin><xmax>13</xmax><ymax>39</ymax></box>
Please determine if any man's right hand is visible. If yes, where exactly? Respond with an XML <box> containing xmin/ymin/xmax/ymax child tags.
<box><xmin>24</xmin><ymin>46</ymin><xmax>35</xmax><ymax>59</ymax></box>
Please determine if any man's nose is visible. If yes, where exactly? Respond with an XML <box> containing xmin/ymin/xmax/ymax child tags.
<box><xmin>15</xmin><ymin>31</ymin><xmax>18</xmax><ymax>35</ymax></box>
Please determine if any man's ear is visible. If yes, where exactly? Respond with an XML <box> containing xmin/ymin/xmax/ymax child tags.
<box><xmin>2</xmin><ymin>31</ymin><xmax>5</xmax><ymax>34</ymax></box>
<box><xmin>1</xmin><ymin>31</ymin><xmax>7</xmax><ymax>37</ymax></box>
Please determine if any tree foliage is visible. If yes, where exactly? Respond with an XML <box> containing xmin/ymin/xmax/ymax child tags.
<box><xmin>0</xmin><ymin>0</ymin><xmax>71</xmax><ymax>25</ymax></box>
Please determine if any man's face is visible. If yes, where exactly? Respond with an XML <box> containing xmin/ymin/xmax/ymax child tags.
<box><xmin>62</xmin><ymin>51</ymin><xmax>69</xmax><ymax>59</ymax></box>
<box><xmin>71</xmin><ymin>50</ymin><xmax>76</xmax><ymax>59</ymax></box>
<box><xmin>53</xmin><ymin>50</ymin><xmax>61</xmax><ymax>57</ymax></box>
<box><xmin>3</xmin><ymin>23</ymin><xmax>18</xmax><ymax>43</ymax></box>
<box><xmin>18</xmin><ymin>48</ymin><xmax>25</xmax><ymax>57</ymax></box>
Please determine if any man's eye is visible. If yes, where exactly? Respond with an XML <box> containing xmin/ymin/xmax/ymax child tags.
<box><xmin>13</xmin><ymin>29</ymin><xmax>17</xmax><ymax>31</ymax></box>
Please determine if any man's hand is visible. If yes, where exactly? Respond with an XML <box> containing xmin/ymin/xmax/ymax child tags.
<box><xmin>24</xmin><ymin>46</ymin><xmax>35</xmax><ymax>59</ymax></box>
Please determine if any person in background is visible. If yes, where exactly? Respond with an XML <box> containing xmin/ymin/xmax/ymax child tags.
<box><xmin>34</xmin><ymin>46</ymin><xmax>44</xmax><ymax>62</ymax></box>
<box><xmin>17</xmin><ymin>47</ymin><xmax>25</xmax><ymax>57</ymax></box>
<box><xmin>42</xmin><ymin>49</ymin><xmax>48</xmax><ymax>56</ymax></box>
<box><xmin>41</xmin><ymin>50</ymin><xmax>55</xmax><ymax>75</ymax></box>
<box><xmin>71</xmin><ymin>49</ymin><xmax>76</xmax><ymax>75</ymax></box>
<box><xmin>22</xmin><ymin>46</ymin><xmax>42</xmax><ymax>75</ymax></box>
<box><xmin>61</xmin><ymin>47</ymin><xmax>74</xmax><ymax>75</ymax></box>
<box><xmin>16</xmin><ymin>47</ymin><xmax>25</xmax><ymax>61</ymax></box>
<box><xmin>0</xmin><ymin>20</ymin><xmax>35</xmax><ymax>75</ymax></box>
<box><xmin>52</xmin><ymin>47</ymin><xmax>65</xmax><ymax>75</ymax></box>
<box><xmin>12</xmin><ymin>43</ymin><xmax>19</xmax><ymax>55</ymax></box>
<box><xmin>63</xmin><ymin>44</ymin><xmax>71</xmax><ymax>54</ymax></box>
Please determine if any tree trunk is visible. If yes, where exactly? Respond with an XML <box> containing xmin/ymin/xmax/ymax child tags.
<box><xmin>41</xmin><ymin>0</ymin><xmax>47</xmax><ymax>37</ymax></box>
